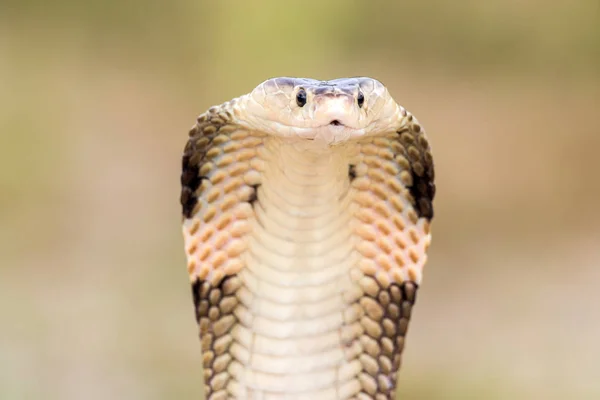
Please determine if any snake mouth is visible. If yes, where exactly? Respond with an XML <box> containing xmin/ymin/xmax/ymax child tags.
<box><xmin>329</xmin><ymin>119</ymin><xmax>342</xmax><ymax>126</ymax></box>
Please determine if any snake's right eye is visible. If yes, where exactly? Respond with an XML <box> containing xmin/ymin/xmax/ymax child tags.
<box><xmin>357</xmin><ymin>91</ymin><xmax>365</xmax><ymax>108</ymax></box>
<box><xmin>296</xmin><ymin>89</ymin><xmax>307</xmax><ymax>107</ymax></box>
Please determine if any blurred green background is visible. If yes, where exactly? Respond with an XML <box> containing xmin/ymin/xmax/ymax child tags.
<box><xmin>1</xmin><ymin>1</ymin><xmax>599</xmax><ymax>399</ymax></box>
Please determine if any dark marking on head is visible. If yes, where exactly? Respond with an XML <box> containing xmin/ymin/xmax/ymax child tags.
<box><xmin>274</xmin><ymin>77</ymin><xmax>302</xmax><ymax>89</ymax></box>
<box><xmin>313</xmin><ymin>86</ymin><xmax>334</xmax><ymax>96</ymax></box>
<box><xmin>312</xmin><ymin>84</ymin><xmax>358</xmax><ymax>97</ymax></box>
<box><xmin>348</xmin><ymin>164</ymin><xmax>356</xmax><ymax>181</ymax></box>
<box><xmin>358</xmin><ymin>78</ymin><xmax>375</xmax><ymax>93</ymax></box>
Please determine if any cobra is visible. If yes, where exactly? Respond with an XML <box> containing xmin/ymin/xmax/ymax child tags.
<box><xmin>180</xmin><ymin>77</ymin><xmax>435</xmax><ymax>399</ymax></box>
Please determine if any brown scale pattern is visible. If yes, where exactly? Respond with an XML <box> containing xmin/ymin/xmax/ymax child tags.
<box><xmin>344</xmin><ymin>120</ymin><xmax>433</xmax><ymax>398</ymax></box>
<box><xmin>181</xmin><ymin>105</ymin><xmax>238</xmax><ymax>219</ymax></box>
<box><xmin>393</xmin><ymin>115</ymin><xmax>435</xmax><ymax>220</ymax></box>
<box><xmin>181</xmin><ymin>105</ymin><xmax>264</xmax><ymax>399</ymax></box>
<box><xmin>347</xmin><ymin>280</ymin><xmax>418</xmax><ymax>398</ymax></box>
<box><xmin>181</xmin><ymin>101</ymin><xmax>435</xmax><ymax>399</ymax></box>
<box><xmin>193</xmin><ymin>275</ymin><xmax>243</xmax><ymax>399</ymax></box>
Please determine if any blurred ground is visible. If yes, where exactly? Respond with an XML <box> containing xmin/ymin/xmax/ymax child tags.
<box><xmin>1</xmin><ymin>1</ymin><xmax>599</xmax><ymax>399</ymax></box>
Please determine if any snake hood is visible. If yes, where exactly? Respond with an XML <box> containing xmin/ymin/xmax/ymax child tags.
<box><xmin>234</xmin><ymin>77</ymin><xmax>407</xmax><ymax>145</ymax></box>
<box><xmin>181</xmin><ymin>76</ymin><xmax>435</xmax><ymax>398</ymax></box>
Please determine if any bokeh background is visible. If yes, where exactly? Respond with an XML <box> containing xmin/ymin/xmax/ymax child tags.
<box><xmin>1</xmin><ymin>1</ymin><xmax>599</xmax><ymax>399</ymax></box>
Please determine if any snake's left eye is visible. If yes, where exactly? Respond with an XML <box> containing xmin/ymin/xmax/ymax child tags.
<box><xmin>357</xmin><ymin>91</ymin><xmax>365</xmax><ymax>108</ymax></box>
<box><xmin>296</xmin><ymin>89</ymin><xmax>307</xmax><ymax>107</ymax></box>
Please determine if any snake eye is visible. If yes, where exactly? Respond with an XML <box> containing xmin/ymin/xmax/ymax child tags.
<box><xmin>296</xmin><ymin>89</ymin><xmax>307</xmax><ymax>107</ymax></box>
<box><xmin>357</xmin><ymin>91</ymin><xmax>365</xmax><ymax>108</ymax></box>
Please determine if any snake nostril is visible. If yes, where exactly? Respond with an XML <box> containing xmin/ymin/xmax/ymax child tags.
<box><xmin>330</xmin><ymin>120</ymin><xmax>341</xmax><ymax>126</ymax></box>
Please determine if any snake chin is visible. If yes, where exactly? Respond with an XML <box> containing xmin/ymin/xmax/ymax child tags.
<box><xmin>302</xmin><ymin>123</ymin><xmax>364</xmax><ymax>145</ymax></box>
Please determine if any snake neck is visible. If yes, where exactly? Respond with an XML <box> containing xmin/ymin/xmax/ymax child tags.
<box><xmin>258</xmin><ymin>138</ymin><xmax>354</xmax><ymax>216</ymax></box>
<box><xmin>225</xmin><ymin>138</ymin><xmax>362</xmax><ymax>397</ymax></box>
<box><xmin>186</xmin><ymin>123</ymin><xmax>429</xmax><ymax>398</ymax></box>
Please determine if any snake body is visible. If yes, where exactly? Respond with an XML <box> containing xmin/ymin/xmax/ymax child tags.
<box><xmin>180</xmin><ymin>77</ymin><xmax>435</xmax><ymax>399</ymax></box>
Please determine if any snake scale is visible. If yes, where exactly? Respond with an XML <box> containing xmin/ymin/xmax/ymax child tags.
<box><xmin>180</xmin><ymin>77</ymin><xmax>435</xmax><ymax>399</ymax></box>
